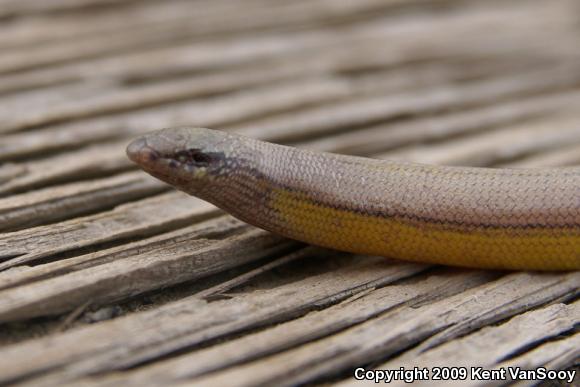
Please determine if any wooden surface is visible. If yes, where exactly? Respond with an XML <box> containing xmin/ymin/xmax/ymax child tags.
<box><xmin>0</xmin><ymin>0</ymin><xmax>579</xmax><ymax>386</ymax></box>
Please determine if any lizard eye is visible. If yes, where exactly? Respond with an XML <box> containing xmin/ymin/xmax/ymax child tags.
<box><xmin>191</xmin><ymin>151</ymin><xmax>213</xmax><ymax>164</ymax></box>
<box><xmin>174</xmin><ymin>149</ymin><xmax>214</xmax><ymax>166</ymax></box>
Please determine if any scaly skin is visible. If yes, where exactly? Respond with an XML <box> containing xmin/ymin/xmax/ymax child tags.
<box><xmin>127</xmin><ymin>127</ymin><xmax>580</xmax><ymax>271</ymax></box>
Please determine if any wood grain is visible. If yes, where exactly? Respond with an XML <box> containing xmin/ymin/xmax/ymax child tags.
<box><xmin>0</xmin><ymin>0</ymin><xmax>578</xmax><ymax>386</ymax></box>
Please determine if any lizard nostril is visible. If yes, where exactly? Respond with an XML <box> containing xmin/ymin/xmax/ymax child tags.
<box><xmin>126</xmin><ymin>137</ymin><xmax>160</xmax><ymax>165</ymax></box>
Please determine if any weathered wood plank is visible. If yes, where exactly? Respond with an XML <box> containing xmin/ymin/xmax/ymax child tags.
<box><xmin>0</xmin><ymin>218</ymin><xmax>296</xmax><ymax>322</ymax></box>
<box><xmin>0</xmin><ymin>141</ymin><xmax>131</xmax><ymax>196</ymax></box>
<box><xmin>0</xmin><ymin>0</ymin><xmax>351</xmax><ymax>49</ymax></box>
<box><xmin>0</xmin><ymin>192</ymin><xmax>217</xmax><ymax>269</ymax></box>
<box><xmin>0</xmin><ymin>0</ymin><xmax>479</xmax><ymax>51</ymax></box>
<box><xmin>385</xmin><ymin>113</ymin><xmax>580</xmax><ymax>165</ymax></box>
<box><xmin>0</xmin><ymin>1</ymin><xmax>579</xmax><ymax>386</ymax></box>
<box><xmin>41</xmin><ymin>270</ymin><xmax>495</xmax><ymax>386</ymax></box>
<box><xmin>0</xmin><ymin>0</ymin><xmax>143</xmax><ymax>17</ymax></box>
<box><xmin>0</xmin><ymin>76</ymin><xmax>352</xmax><ymax>156</ymax></box>
<box><xmin>495</xmin><ymin>333</ymin><xmax>580</xmax><ymax>387</ymax></box>
<box><xmin>232</xmin><ymin>67</ymin><xmax>580</xmax><ymax>142</ymax></box>
<box><xmin>1</xmin><ymin>0</ymin><xmax>576</xmax><ymax>106</ymax></box>
<box><xmin>0</xmin><ymin>257</ymin><xmax>428</xmax><ymax>384</ymax></box>
<box><xmin>337</xmin><ymin>301</ymin><xmax>580</xmax><ymax>387</ymax></box>
<box><xmin>303</xmin><ymin>91</ymin><xmax>580</xmax><ymax>154</ymax></box>
<box><xmin>164</xmin><ymin>273</ymin><xmax>579</xmax><ymax>387</ymax></box>
<box><xmin>505</xmin><ymin>142</ymin><xmax>580</xmax><ymax>168</ymax></box>
<box><xmin>0</xmin><ymin>71</ymin><xmax>349</xmax><ymax>134</ymax></box>
<box><xmin>0</xmin><ymin>57</ymin><xmax>553</xmax><ymax>159</ymax></box>
<box><xmin>0</xmin><ymin>172</ymin><xmax>166</xmax><ymax>232</ymax></box>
